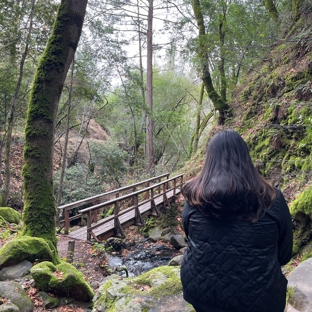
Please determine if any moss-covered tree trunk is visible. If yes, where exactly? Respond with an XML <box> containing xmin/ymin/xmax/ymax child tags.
<box><xmin>292</xmin><ymin>0</ymin><xmax>303</xmax><ymax>21</ymax></box>
<box><xmin>218</xmin><ymin>12</ymin><xmax>227</xmax><ymax>103</ymax></box>
<box><xmin>192</xmin><ymin>0</ymin><xmax>228</xmax><ymax>125</ymax></box>
<box><xmin>22</xmin><ymin>0</ymin><xmax>88</xmax><ymax>248</ymax></box>
<box><xmin>263</xmin><ymin>0</ymin><xmax>279</xmax><ymax>22</ymax></box>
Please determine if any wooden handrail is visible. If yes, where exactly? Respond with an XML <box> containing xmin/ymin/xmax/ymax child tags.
<box><xmin>78</xmin><ymin>174</ymin><xmax>183</xmax><ymax>214</ymax></box>
<box><xmin>58</xmin><ymin>172</ymin><xmax>169</xmax><ymax>211</ymax></box>
<box><xmin>57</xmin><ymin>172</ymin><xmax>170</xmax><ymax>234</ymax></box>
<box><xmin>79</xmin><ymin>174</ymin><xmax>184</xmax><ymax>240</ymax></box>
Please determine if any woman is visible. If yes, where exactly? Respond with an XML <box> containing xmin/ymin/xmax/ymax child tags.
<box><xmin>181</xmin><ymin>129</ymin><xmax>293</xmax><ymax>312</ymax></box>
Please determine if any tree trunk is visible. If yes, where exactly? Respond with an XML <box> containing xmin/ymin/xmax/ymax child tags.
<box><xmin>56</xmin><ymin>59</ymin><xmax>75</xmax><ymax>211</ymax></box>
<box><xmin>2</xmin><ymin>0</ymin><xmax>36</xmax><ymax>206</ymax></box>
<box><xmin>263</xmin><ymin>0</ymin><xmax>279</xmax><ymax>22</ymax></box>
<box><xmin>292</xmin><ymin>0</ymin><xmax>303</xmax><ymax>21</ymax></box>
<box><xmin>137</xmin><ymin>0</ymin><xmax>147</xmax><ymax>158</ymax></box>
<box><xmin>192</xmin><ymin>0</ymin><xmax>228</xmax><ymax>125</ymax></box>
<box><xmin>218</xmin><ymin>11</ymin><xmax>227</xmax><ymax>103</ymax></box>
<box><xmin>22</xmin><ymin>0</ymin><xmax>88</xmax><ymax>248</ymax></box>
<box><xmin>189</xmin><ymin>83</ymin><xmax>204</xmax><ymax>157</ymax></box>
<box><xmin>146</xmin><ymin>0</ymin><xmax>154</xmax><ymax>172</ymax></box>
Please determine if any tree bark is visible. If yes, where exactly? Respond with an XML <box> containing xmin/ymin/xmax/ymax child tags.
<box><xmin>22</xmin><ymin>0</ymin><xmax>88</xmax><ymax>248</ymax></box>
<box><xmin>56</xmin><ymin>59</ymin><xmax>75</xmax><ymax>211</ymax></box>
<box><xmin>263</xmin><ymin>0</ymin><xmax>279</xmax><ymax>22</ymax></box>
<box><xmin>189</xmin><ymin>83</ymin><xmax>204</xmax><ymax>157</ymax></box>
<box><xmin>292</xmin><ymin>0</ymin><xmax>303</xmax><ymax>21</ymax></box>
<box><xmin>2</xmin><ymin>0</ymin><xmax>36</xmax><ymax>206</ymax></box>
<box><xmin>192</xmin><ymin>0</ymin><xmax>228</xmax><ymax>125</ymax></box>
<box><xmin>218</xmin><ymin>10</ymin><xmax>227</xmax><ymax>103</ymax></box>
<box><xmin>146</xmin><ymin>0</ymin><xmax>154</xmax><ymax>172</ymax></box>
<box><xmin>137</xmin><ymin>0</ymin><xmax>147</xmax><ymax>159</ymax></box>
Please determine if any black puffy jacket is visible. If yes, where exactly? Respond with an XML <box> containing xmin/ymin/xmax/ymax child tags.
<box><xmin>181</xmin><ymin>188</ymin><xmax>293</xmax><ymax>312</ymax></box>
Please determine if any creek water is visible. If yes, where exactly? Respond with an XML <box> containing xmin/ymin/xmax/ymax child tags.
<box><xmin>107</xmin><ymin>241</ymin><xmax>179</xmax><ymax>277</ymax></box>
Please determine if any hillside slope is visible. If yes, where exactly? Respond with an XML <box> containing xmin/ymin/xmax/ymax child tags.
<box><xmin>184</xmin><ymin>9</ymin><xmax>312</xmax><ymax>259</ymax></box>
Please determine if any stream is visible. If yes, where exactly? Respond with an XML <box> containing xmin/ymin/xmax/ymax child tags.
<box><xmin>106</xmin><ymin>240</ymin><xmax>179</xmax><ymax>277</ymax></box>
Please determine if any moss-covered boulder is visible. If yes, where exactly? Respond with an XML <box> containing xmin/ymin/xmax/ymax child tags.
<box><xmin>30</xmin><ymin>261</ymin><xmax>94</xmax><ymax>302</ymax></box>
<box><xmin>291</xmin><ymin>186</ymin><xmax>312</xmax><ymax>255</ymax></box>
<box><xmin>0</xmin><ymin>207</ymin><xmax>21</xmax><ymax>224</ymax></box>
<box><xmin>0</xmin><ymin>236</ymin><xmax>57</xmax><ymax>269</ymax></box>
<box><xmin>92</xmin><ymin>266</ymin><xmax>193</xmax><ymax>312</ymax></box>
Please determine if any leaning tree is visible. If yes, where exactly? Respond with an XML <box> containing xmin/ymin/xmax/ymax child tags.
<box><xmin>22</xmin><ymin>0</ymin><xmax>88</xmax><ymax>249</ymax></box>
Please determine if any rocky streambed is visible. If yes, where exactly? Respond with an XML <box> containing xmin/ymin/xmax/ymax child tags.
<box><xmin>104</xmin><ymin>226</ymin><xmax>187</xmax><ymax>277</ymax></box>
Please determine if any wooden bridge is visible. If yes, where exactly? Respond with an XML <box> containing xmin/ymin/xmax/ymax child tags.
<box><xmin>57</xmin><ymin>173</ymin><xmax>183</xmax><ymax>241</ymax></box>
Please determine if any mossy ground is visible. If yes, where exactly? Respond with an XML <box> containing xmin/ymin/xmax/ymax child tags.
<box><xmin>93</xmin><ymin>266</ymin><xmax>185</xmax><ymax>312</ymax></box>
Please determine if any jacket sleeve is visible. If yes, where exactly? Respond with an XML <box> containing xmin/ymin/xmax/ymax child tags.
<box><xmin>182</xmin><ymin>201</ymin><xmax>191</xmax><ymax>238</ymax></box>
<box><xmin>277</xmin><ymin>190</ymin><xmax>293</xmax><ymax>265</ymax></box>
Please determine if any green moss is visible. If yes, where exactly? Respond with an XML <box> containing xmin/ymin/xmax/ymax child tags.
<box><xmin>0</xmin><ymin>207</ymin><xmax>21</xmax><ymax>224</ymax></box>
<box><xmin>132</xmin><ymin>266</ymin><xmax>182</xmax><ymax>298</ymax></box>
<box><xmin>22</xmin><ymin>0</ymin><xmax>77</xmax><ymax>252</ymax></box>
<box><xmin>0</xmin><ymin>236</ymin><xmax>57</xmax><ymax>269</ymax></box>
<box><xmin>286</xmin><ymin>286</ymin><xmax>296</xmax><ymax>307</ymax></box>
<box><xmin>301</xmin><ymin>158</ymin><xmax>312</xmax><ymax>171</ymax></box>
<box><xmin>292</xmin><ymin>236</ymin><xmax>300</xmax><ymax>255</ymax></box>
<box><xmin>263</xmin><ymin>103</ymin><xmax>275</xmax><ymax>120</ymax></box>
<box><xmin>93</xmin><ymin>266</ymin><xmax>184</xmax><ymax>311</ymax></box>
<box><xmin>286</xmin><ymin>105</ymin><xmax>300</xmax><ymax>124</ymax></box>
<box><xmin>291</xmin><ymin>185</ymin><xmax>312</xmax><ymax>215</ymax></box>
<box><xmin>31</xmin><ymin>261</ymin><xmax>94</xmax><ymax>302</ymax></box>
<box><xmin>301</xmin><ymin>249</ymin><xmax>312</xmax><ymax>261</ymax></box>
<box><xmin>93</xmin><ymin>277</ymin><xmax>127</xmax><ymax>311</ymax></box>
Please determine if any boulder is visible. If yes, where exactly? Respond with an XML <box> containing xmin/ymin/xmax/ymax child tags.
<box><xmin>92</xmin><ymin>266</ymin><xmax>192</xmax><ymax>312</ymax></box>
<box><xmin>39</xmin><ymin>291</ymin><xmax>60</xmax><ymax>309</ymax></box>
<box><xmin>0</xmin><ymin>281</ymin><xmax>34</xmax><ymax>312</ymax></box>
<box><xmin>0</xmin><ymin>207</ymin><xmax>21</xmax><ymax>224</ymax></box>
<box><xmin>30</xmin><ymin>261</ymin><xmax>94</xmax><ymax>302</ymax></box>
<box><xmin>0</xmin><ymin>236</ymin><xmax>55</xmax><ymax>269</ymax></box>
<box><xmin>148</xmin><ymin>227</ymin><xmax>163</xmax><ymax>242</ymax></box>
<box><xmin>286</xmin><ymin>258</ymin><xmax>312</xmax><ymax>311</ymax></box>
<box><xmin>0</xmin><ymin>302</ymin><xmax>20</xmax><ymax>312</ymax></box>
<box><xmin>168</xmin><ymin>255</ymin><xmax>184</xmax><ymax>266</ymax></box>
<box><xmin>0</xmin><ymin>260</ymin><xmax>33</xmax><ymax>281</ymax></box>
<box><xmin>170</xmin><ymin>234</ymin><xmax>187</xmax><ymax>249</ymax></box>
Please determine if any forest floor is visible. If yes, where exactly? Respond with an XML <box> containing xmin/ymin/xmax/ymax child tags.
<box><xmin>0</xmin><ymin>223</ymin><xmax>181</xmax><ymax>312</ymax></box>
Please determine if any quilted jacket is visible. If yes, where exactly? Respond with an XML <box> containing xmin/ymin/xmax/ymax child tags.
<box><xmin>181</xmin><ymin>188</ymin><xmax>293</xmax><ymax>312</ymax></box>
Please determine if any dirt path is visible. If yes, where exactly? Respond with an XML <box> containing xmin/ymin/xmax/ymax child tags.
<box><xmin>56</xmin><ymin>234</ymin><xmax>106</xmax><ymax>285</ymax></box>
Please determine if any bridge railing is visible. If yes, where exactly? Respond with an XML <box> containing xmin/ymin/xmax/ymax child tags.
<box><xmin>58</xmin><ymin>173</ymin><xmax>170</xmax><ymax>234</ymax></box>
<box><xmin>78</xmin><ymin>174</ymin><xmax>184</xmax><ymax>241</ymax></box>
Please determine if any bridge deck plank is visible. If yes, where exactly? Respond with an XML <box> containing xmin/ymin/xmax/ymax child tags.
<box><xmin>67</xmin><ymin>189</ymin><xmax>180</xmax><ymax>241</ymax></box>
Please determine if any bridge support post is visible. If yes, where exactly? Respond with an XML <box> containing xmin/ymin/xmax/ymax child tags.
<box><xmin>150</xmin><ymin>199</ymin><xmax>159</xmax><ymax>216</ymax></box>
<box><xmin>87</xmin><ymin>210</ymin><xmax>92</xmax><ymax>240</ymax></box>
<box><xmin>150</xmin><ymin>189</ymin><xmax>159</xmax><ymax>216</ymax></box>
<box><xmin>64</xmin><ymin>209</ymin><xmax>70</xmax><ymax>235</ymax></box>
<box><xmin>162</xmin><ymin>184</ymin><xmax>170</xmax><ymax>207</ymax></box>
<box><xmin>134</xmin><ymin>194</ymin><xmax>143</xmax><ymax>225</ymax></box>
<box><xmin>114</xmin><ymin>202</ymin><xmax>125</xmax><ymax>238</ymax></box>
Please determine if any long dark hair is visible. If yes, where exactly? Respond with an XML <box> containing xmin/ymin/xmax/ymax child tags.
<box><xmin>182</xmin><ymin>129</ymin><xmax>276</xmax><ymax>221</ymax></box>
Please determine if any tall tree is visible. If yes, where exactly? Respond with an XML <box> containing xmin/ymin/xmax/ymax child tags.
<box><xmin>263</xmin><ymin>0</ymin><xmax>279</xmax><ymax>22</ymax></box>
<box><xmin>192</xmin><ymin>0</ymin><xmax>229</xmax><ymax>125</ymax></box>
<box><xmin>56</xmin><ymin>59</ymin><xmax>75</xmax><ymax>209</ymax></box>
<box><xmin>292</xmin><ymin>0</ymin><xmax>303</xmax><ymax>21</ymax></box>
<box><xmin>146</xmin><ymin>0</ymin><xmax>154</xmax><ymax>172</ymax></box>
<box><xmin>22</xmin><ymin>0</ymin><xmax>88</xmax><ymax>248</ymax></box>
<box><xmin>0</xmin><ymin>0</ymin><xmax>58</xmax><ymax>206</ymax></box>
<box><xmin>2</xmin><ymin>0</ymin><xmax>36</xmax><ymax>206</ymax></box>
